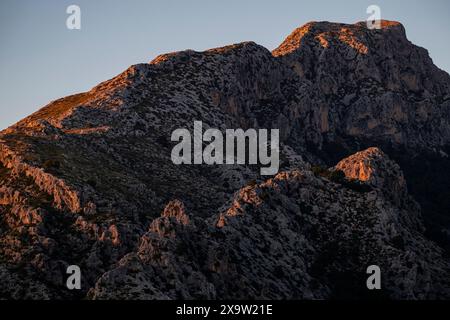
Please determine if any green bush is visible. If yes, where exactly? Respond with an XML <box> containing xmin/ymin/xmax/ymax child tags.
<box><xmin>311</xmin><ymin>165</ymin><xmax>328</xmax><ymax>176</ymax></box>
<box><xmin>42</xmin><ymin>159</ymin><xmax>61</xmax><ymax>170</ymax></box>
<box><xmin>342</xmin><ymin>179</ymin><xmax>372</xmax><ymax>193</ymax></box>
<box><xmin>329</xmin><ymin>170</ymin><xmax>345</xmax><ymax>183</ymax></box>
<box><xmin>312</xmin><ymin>165</ymin><xmax>371</xmax><ymax>193</ymax></box>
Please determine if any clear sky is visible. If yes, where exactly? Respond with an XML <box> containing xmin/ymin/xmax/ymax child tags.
<box><xmin>1</xmin><ymin>0</ymin><xmax>449</xmax><ymax>130</ymax></box>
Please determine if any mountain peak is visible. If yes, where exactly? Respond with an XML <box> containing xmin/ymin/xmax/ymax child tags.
<box><xmin>272</xmin><ymin>20</ymin><xmax>404</xmax><ymax>57</ymax></box>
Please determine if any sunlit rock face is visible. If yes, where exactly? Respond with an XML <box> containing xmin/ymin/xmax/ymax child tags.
<box><xmin>273</xmin><ymin>20</ymin><xmax>450</xmax><ymax>149</ymax></box>
<box><xmin>1</xmin><ymin>20</ymin><xmax>450</xmax><ymax>299</ymax></box>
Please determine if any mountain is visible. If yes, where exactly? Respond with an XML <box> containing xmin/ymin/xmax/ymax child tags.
<box><xmin>1</xmin><ymin>20</ymin><xmax>450</xmax><ymax>299</ymax></box>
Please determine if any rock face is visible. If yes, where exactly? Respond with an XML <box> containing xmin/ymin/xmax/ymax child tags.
<box><xmin>90</xmin><ymin>165</ymin><xmax>450</xmax><ymax>300</ymax></box>
<box><xmin>335</xmin><ymin>147</ymin><xmax>409</xmax><ymax>206</ymax></box>
<box><xmin>1</xmin><ymin>20</ymin><xmax>450</xmax><ymax>299</ymax></box>
<box><xmin>274</xmin><ymin>21</ymin><xmax>450</xmax><ymax>149</ymax></box>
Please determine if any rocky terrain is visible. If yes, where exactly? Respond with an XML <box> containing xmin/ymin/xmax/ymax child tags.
<box><xmin>1</xmin><ymin>20</ymin><xmax>450</xmax><ymax>299</ymax></box>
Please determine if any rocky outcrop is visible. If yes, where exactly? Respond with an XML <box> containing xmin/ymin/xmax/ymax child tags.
<box><xmin>90</xmin><ymin>165</ymin><xmax>450</xmax><ymax>300</ymax></box>
<box><xmin>0</xmin><ymin>142</ymin><xmax>83</xmax><ymax>213</ymax></box>
<box><xmin>274</xmin><ymin>21</ymin><xmax>450</xmax><ymax>148</ymax></box>
<box><xmin>335</xmin><ymin>147</ymin><xmax>409</xmax><ymax>206</ymax></box>
<box><xmin>1</xmin><ymin>20</ymin><xmax>450</xmax><ymax>299</ymax></box>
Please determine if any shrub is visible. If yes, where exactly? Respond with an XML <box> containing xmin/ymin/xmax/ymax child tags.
<box><xmin>312</xmin><ymin>165</ymin><xmax>328</xmax><ymax>177</ymax></box>
<box><xmin>87</xmin><ymin>178</ymin><xmax>97</xmax><ymax>188</ymax></box>
<box><xmin>329</xmin><ymin>170</ymin><xmax>345</xmax><ymax>183</ymax></box>
<box><xmin>312</xmin><ymin>165</ymin><xmax>371</xmax><ymax>193</ymax></box>
<box><xmin>42</xmin><ymin>159</ymin><xmax>61</xmax><ymax>170</ymax></box>
<box><xmin>342</xmin><ymin>179</ymin><xmax>372</xmax><ymax>193</ymax></box>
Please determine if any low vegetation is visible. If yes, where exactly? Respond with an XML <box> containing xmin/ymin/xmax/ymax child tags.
<box><xmin>312</xmin><ymin>165</ymin><xmax>372</xmax><ymax>193</ymax></box>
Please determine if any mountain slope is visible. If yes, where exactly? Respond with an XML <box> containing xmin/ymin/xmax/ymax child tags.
<box><xmin>1</xmin><ymin>20</ymin><xmax>450</xmax><ymax>299</ymax></box>
<box><xmin>90</xmin><ymin>150</ymin><xmax>450</xmax><ymax>299</ymax></box>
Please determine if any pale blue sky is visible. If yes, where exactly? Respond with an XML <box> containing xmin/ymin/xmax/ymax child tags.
<box><xmin>1</xmin><ymin>0</ymin><xmax>449</xmax><ymax>130</ymax></box>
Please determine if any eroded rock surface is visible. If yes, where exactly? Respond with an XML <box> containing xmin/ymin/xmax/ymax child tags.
<box><xmin>1</xmin><ymin>20</ymin><xmax>450</xmax><ymax>299</ymax></box>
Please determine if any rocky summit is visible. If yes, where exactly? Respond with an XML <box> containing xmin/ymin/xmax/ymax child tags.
<box><xmin>1</xmin><ymin>20</ymin><xmax>450</xmax><ymax>299</ymax></box>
